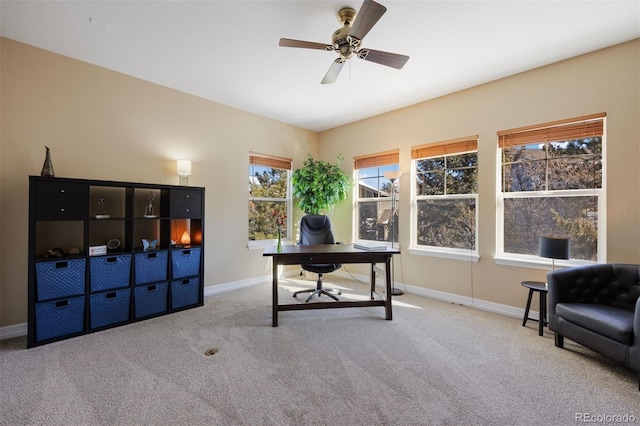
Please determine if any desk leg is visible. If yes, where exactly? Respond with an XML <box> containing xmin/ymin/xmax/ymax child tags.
<box><xmin>385</xmin><ymin>257</ymin><xmax>393</xmax><ymax>320</ymax></box>
<box><xmin>272</xmin><ymin>258</ymin><xmax>278</xmax><ymax>327</ymax></box>
<box><xmin>370</xmin><ymin>263</ymin><xmax>375</xmax><ymax>300</ymax></box>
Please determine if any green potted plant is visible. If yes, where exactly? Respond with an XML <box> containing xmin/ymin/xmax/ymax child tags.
<box><xmin>292</xmin><ymin>154</ymin><xmax>352</xmax><ymax>215</ymax></box>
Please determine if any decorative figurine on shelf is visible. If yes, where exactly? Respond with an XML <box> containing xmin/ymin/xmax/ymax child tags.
<box><xmin>107</xmin><ymin>239</ymin><xmax>121</xmax><ymax>251</ymax></box>
<box><xmin>144</xmin><ymin>192</ymin><xmax>156</xmax><ymax>217</ymax></box>
<box><xmin>45</xmin><ymin>247</ymin><xmax>65</xmax><ymax>258</ymax></box>
<box><xmin>40</xmin><ymin>146</ymin><xmax>55</xmax><ymax>177</ymax></box>
<box><xmin>142</xmin><ymin>239</ymin><xmax>158</xmax><ymax>250</ymax></box>
<box><xmin>94</xmin><ymin>197</ymin><xmax>110</xmax><ymax>219</ymax></box>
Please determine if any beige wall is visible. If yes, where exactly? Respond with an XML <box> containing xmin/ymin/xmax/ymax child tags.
<box><xmin>0</xmin><ymin>38</ymin><xmax>317</xmax><ymax>327</ymax></box>
<box><xmin>319</xmin><ymin>39</ymin><xmax>640</xmax><ymax>309</ymax></box>
<box><xmin>2</xmin><ymin>37</ymin><xmax>639</xmax><ymax>329</ymax></box>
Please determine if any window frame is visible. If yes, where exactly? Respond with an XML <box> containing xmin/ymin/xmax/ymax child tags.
<box><xmin>409</xmin><ymin>136</ymin><xmax>480</xmax><ymax>262</ymax></box>
<box><xmin>248</xmin><ymin>152</ymin><xmax>292</xmax><ymax>249</ymax></box>
<box><xmin>495</xmin><ymin>114</ymin><xmax>606</xmax><ymax>268</ymax></box>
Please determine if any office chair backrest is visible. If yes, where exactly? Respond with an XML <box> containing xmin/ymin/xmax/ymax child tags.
<box><xmin>299</xmin><ymin>215</ymin><xmax>336</xmax><ymax>245</ymax></box>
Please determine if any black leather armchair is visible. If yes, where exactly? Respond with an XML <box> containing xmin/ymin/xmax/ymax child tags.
<box><xmin>293</xmin><ymin>215</ymin><xmax>342</xmax><ymax>302</ymax></box>
<box><xmin>548</xmin><ymin>264</ymin><xmax>640</xmax><ymax>386</ymax></box>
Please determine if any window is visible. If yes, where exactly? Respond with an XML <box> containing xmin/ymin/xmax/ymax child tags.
<box><xmin>497</xmin><ymin>113</ymin><xmax>605</xmax><ymax>262</ymax></box>
<box><xmin>411</xmin><ymin>136</ymin><xmax>478</xmax><ymax>256</ymax></box>
<box><xmin>248</xmin><ymin>152</ymin><xmax>291</xmax><ymax>242</ymax></box>
<box><xmin>354</xmin><ymin>150</ymin><xmax>400</xmax><ymax>244</ymax></box>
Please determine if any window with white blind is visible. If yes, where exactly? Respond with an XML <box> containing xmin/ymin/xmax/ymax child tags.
<box><xmin>497</xmin><ymin>113</ymin><xmax>605</xmax><ymax>263</ymax></box>
<box><xmin>411</xmin><ymin>136</ymin><xmax>478</xmax><ymax>258</ymax></box>
<box><xmin>248</xmin><ymin>152</ymin><xmax>292</xmax><ymax>243</ymax></box>
<box><xmin>353</xmin><ymin>150</ymin><xmax>400</xmax><ymax>244</ymax></box>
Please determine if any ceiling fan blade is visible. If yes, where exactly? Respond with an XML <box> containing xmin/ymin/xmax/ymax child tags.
<box><xmin>321</xmin><ymin>59</ymin><xmax>345</xmax><ymax>84</ymax></box>
<box><xmin>349</xmin><ymin>0</ymin><xmax>387</xmax><ymax>41</ymax></box>
<box><xmin>357</xmin><ymin>48</ymin><xmax>409</xmax><ymax>69</ymax></box>
<box><xmin>279</xmin><ymin>38</ymin><xmax>333</xmax><ymax>51</ymax></box>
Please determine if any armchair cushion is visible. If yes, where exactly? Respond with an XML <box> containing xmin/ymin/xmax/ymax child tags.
<box><xmin>556</xmin><ymin>303</ymin><xmax>634</xmax><ymax>345</ymax></box>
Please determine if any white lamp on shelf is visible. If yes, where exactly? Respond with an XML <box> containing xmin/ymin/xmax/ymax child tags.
<box><xmin>177</xmin><ymin>160</ymin><xmax>191</xmax><ymax>186</ymax></box>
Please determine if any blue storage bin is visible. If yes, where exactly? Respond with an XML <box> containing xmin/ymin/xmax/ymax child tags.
<box><xmin>171</xmin><ymin>277</ymin><xmax>200</xmax><ymax>309</ymax></box>
<box><xmin>90</xmin><ymin>254</ymin><xmax>131</xmax><ymax>292</ymax></box>
<box><xmin>134</xmin><ymin>282</ymin><xmax>168</xmax><ymax>318</ymax></box>
<box><xmin>171</xmin><ymin>248</ymin><xmax>201</xmax><ymax>279</ymax></box>
<box><xmin>134</xmin><ymin>251</ymin><xmax>168</xmax><ymax>284</ymax></box>
<box><xmin>90</xmin><ymin>288</ymin><xmax>131</xmax><ymax>329</ymax></box>
<box><xmin>35</xmin><ymin>259</ymin><xmax>85</xmax><ymax>301</ymax></box>
<box><xmin>35</xmin><ymin>296</ymin><xmax>85</xmax><ymax>342</ymax></box>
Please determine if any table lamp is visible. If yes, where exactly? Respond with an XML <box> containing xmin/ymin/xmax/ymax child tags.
<box><xmin>539</xmin><ymin>236</ymin><xmax>570</xmax><ymax>271</ymax></box>
<box><xmin>177</xmin><ymin>160</ymin><xmax>191</xmax><ymax>186</ymax></box>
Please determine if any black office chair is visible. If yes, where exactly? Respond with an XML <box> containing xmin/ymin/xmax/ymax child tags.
<box><xmin>293</xmin><ymin>215</ymin><xmax>342</xmax><ymax>302</ymax></box>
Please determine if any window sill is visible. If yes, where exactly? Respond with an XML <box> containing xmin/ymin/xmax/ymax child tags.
<box><xmin>494</xmin><ymin>255</ymin><xmax>596</xmax><ymax>270</ymax></box>
<box><xmin>408</xmin><ymin>247</ymin><xmax>480</xmax><ymax>262</ymax></box>
<box><xmin>248</xmin><ymin>239</ymin><xmax>290</xmax><ymax>250</ymax></box>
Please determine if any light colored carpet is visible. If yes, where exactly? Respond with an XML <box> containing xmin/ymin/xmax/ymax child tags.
<box><xmin>1</xmin><ymin>275</ymin><xmax>638</xmax><ymax>425</ymax></box>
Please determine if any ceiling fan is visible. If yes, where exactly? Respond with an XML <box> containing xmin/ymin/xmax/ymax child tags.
<box><xmin>279</xmin><ymin>0</ymin><xmax>409</xmax><ymax>84</ymax></box>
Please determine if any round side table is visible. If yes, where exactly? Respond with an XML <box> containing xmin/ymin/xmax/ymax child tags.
<box><xmin>521</xmin><ymin>281</ymin><xmax>548</xmax><ymax>336</ymax></box>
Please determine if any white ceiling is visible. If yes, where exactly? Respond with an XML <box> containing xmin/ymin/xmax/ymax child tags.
<box><xmin>2</xmin><ymin>1</ymin><xmax>639</xmax><ymax>132</ymax></box>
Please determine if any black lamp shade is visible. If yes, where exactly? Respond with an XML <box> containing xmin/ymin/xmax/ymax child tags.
<box><xmin>539</xmin><ymin>236</ymin><xmax>570</xmax><ymax>260</ymax></box>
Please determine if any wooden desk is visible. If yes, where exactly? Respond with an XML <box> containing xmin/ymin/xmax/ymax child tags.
<box><xmin>263</xmin><ymin>244</ymin><xmax>400</xmax><ymax>326</ymax></box>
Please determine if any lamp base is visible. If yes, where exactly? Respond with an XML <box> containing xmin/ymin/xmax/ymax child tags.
<box><xmin>179</xmin><ymin>175</ymin><xmax>189</xmax><ymax>186</ymax></box>
<box><xmin>391</xmin><ymin>288</ymin><xmax>404</xmax><ymax>296</ymax></box>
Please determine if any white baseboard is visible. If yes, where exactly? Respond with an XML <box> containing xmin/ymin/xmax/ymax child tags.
<box><xmin>0</xmin><ymin>322</ymin><xmax>28</xmax><ymax>341</ymax></box>
<box><xmin>330</xmin><ymin>269</ymin><xmax>527</xmax><ymax>320</ymax></box>
<box><xmin>203</xmin><ymin>275</ymin><xmax>269</xmax><ymax>296</ymax></box>
<box><xmin>0</xmin><ymin>272</ymin><xmax>533</xmax><ymax>341</ymax></box>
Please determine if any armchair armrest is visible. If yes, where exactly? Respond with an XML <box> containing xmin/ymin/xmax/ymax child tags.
<box><xmin>630</xmin><ymin>297</ymin><xmax>640</xmax><ymax>372</ymax></box>
<box><xmin>547</xmin><ymin>268</ymin><xmax>585</xmax><ymax>312</ymax></box>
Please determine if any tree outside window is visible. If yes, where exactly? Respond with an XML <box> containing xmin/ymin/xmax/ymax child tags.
<box><xmin>414</xmin><ymin>146</ymin><xmax>478</xmax><ymax>252</ymax></box>
<box><xmin>248</xmin><ymin>153</ymin><xmax>291</xmax><ymax>241</ymax></box>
